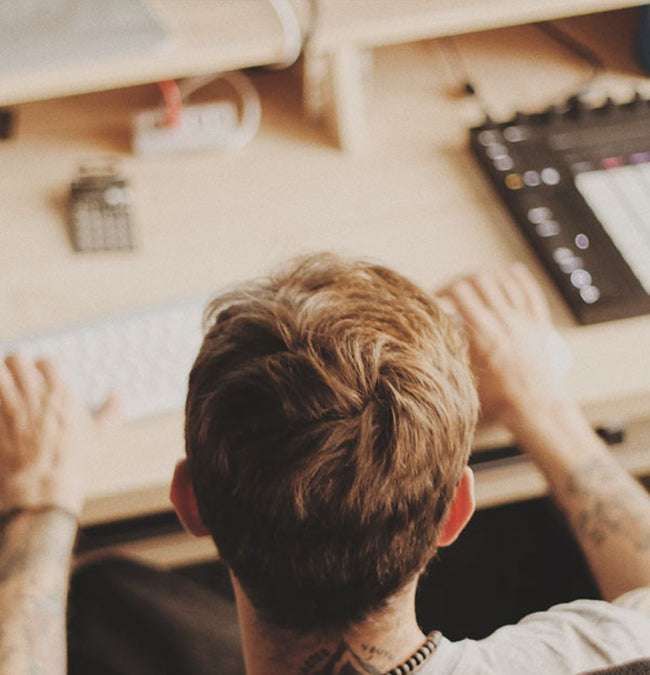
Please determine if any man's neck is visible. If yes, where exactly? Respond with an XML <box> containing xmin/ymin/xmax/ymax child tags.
<box><xmin>232</xmin><ymin>576</ymin><xmax>428</xmax><ymax>675</ymax></box>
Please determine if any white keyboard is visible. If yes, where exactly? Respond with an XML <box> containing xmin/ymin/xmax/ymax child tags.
<box><xmin>0</xmin><ymin>298</ymin><xmax>208</xmax><ymax>422</ymax></box>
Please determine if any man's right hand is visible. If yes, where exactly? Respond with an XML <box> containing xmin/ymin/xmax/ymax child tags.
<box><xmin>440</xmin><ymin>263</ymin><xmax>570</xmax><ymax>430</ymax></box>
<box><xmin>442</xmin><ymin>264</ymin><xmax>650</xmax><ymax>603</ymax></box>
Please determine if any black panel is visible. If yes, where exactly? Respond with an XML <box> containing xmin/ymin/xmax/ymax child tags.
<box><xmin>470</xmin><ymin>95</ymin><xmax>650</xmax><ymax>324</ymax></box>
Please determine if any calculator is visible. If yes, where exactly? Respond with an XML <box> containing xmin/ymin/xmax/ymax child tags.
<box><xmin>69</xmin><ymin>162</ymin><xmax>135</xmax><ymax>252</ymax></box>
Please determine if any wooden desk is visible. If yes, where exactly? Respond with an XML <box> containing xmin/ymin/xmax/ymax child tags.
<box><xmin>2</xmin><ymin>11</ymin><xmax>649</xmax><ymax>564</ymax></box>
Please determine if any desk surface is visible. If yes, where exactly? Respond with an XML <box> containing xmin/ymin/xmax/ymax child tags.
<box><xmin>1</xmin><ymin>12</ymin><xmax>649</xmax><ymax>528</ymax></box>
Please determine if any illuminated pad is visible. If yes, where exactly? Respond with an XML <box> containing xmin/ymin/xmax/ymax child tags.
<box><xmin>575</xmin><ymin>164</ymin><xmax>650</xmax><ymax>293</ymax></box>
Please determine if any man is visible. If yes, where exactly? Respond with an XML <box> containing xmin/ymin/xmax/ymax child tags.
<box><xmin>1</xmin><ymin>254</ymin><xmax>649</xmax><ymax>674</ymax></box>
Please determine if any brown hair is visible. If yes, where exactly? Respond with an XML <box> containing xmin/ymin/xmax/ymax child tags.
<box><xmin>185</xmin><ymin>254</ymin><xmax>478</xmax><ymax>631</ymax></box>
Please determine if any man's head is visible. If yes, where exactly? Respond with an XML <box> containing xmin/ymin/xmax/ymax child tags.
<box><xmin>178</xmin><ymin>254</ymin><xmax>478</xmax><ymax>632</ymax></box>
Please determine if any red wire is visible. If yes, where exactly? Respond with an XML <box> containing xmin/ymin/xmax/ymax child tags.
<box><xmin>157</xmin><ymin>80</ymin><xmax>184</xmax><ymax>127</ymax></box>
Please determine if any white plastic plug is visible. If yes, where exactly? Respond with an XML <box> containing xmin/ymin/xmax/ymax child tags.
<box><xmin>131</xmin><ymin>101</ymin><xmax>239</xmax><ymax>155</ymax></box>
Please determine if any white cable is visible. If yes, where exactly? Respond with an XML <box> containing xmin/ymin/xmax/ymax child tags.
<box><xmin>267</xmin><ymin>0</ymin><xmax>303</xmax><ymax>69</ymax></box>
<box><xmin>219</xmin><ymin>70</ymin><xmax>262</xmax><ymax>149</ymax></box>
<box><xmin>171</xmin><ymin>70</ymin><xmax>262</xmax><ymax>150</ymax></box>
<box><xmin>177</xmin><ymin>73</ymin><xmax>223</xmax><ymax>102</ymax></box>
<box><xmin>148</xmin><ymin>0</ymin><xmax>303</xmax><ymax>151</ymax></box>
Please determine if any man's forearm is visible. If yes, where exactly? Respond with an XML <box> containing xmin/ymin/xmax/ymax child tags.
<box><xmin>0</xmin><ymin>509</ymin><xmax>77</xmax><ymax>675</ymax></box>
<box><xmin>511</xmin><ymin>400</ymin><xmax>650</xmax><ymax>602</ymax></box>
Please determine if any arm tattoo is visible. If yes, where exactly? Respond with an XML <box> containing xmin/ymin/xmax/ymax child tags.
<box><xmin>565</xmin><ymin>459</ymin><xmax>650</xmax><ymax>552</ymax></box>
<box><xmin>299</xmin><ymin>640</ymin><xmax>393</xmax><ymax>675</ymax></box>
<box><xmin>0</xmin><ymin>509</ymin><xmax>77</xmax><ymax>675</ymax></box>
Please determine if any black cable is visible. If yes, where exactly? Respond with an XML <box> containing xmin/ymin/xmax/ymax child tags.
<box><xmin>535</xmin><ymin>21</ymin><xmax>605</xmax><ymax>93</ymax></box>
<box><xmin>436</xmin><ymin>36</ymin><xmax>493</xmax><ymax>118</ymax></box>
<box><xmin>0</xmin><ymin>109</ymin><xmax>14</xmax><ymax>140</ymax></box>
<box><xmin>438</xmin><ymin>36</ymin><xmax>475</xmax><ymax>92</ymax></box>
<box><xmin>437</xmin><ymin>21</ymin><xmax>607</xmax><ymax>121</ymax></box>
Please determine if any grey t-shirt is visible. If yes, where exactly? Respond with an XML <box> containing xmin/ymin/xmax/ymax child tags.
<box><xmin>419</xmin><ymin>588</ymin><xmax>650</xmax><ymax>674</ymax></box>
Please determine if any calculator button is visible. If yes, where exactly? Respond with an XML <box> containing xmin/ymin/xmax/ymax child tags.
<box><xmin>570</xmin><ymin>269</ymin><xmax>592</xmax><ymax>288</ymax></box>
<box><xmin>493</xmin><ymin>156</ymin><xmax>514</xmax><ymax>171</ymax></box>
<box><xmin>505</xmin><ymin>173</ymin><xmax>523</xmax><ymax>190</ymax></box>
<box><xmin>579</xmin><ymin>286</ymin><xmax>601</xmax><ymax>304</ymax></box>
<box><xmin>536</xmin><ymin>220</ymin><xmax>561</xmax><ymax>237</ymax></box>
<box><xmin>478</xmin><ymin>130</ymin><xmax>500</xmax><ymax>146</ymax></box>
<box><xmin>528</xmin><ymin>207</ymin><xmax>553</xmax><ymax>223</ymax></box>
<box><xmin>503</xmin><ymin>125</ymin><xmax>529</xmax><ymax>142</ymax></box>
<box><xmin>487</xmin><ymin>144</ymin><xmax>508</xmax><ymax>160</ymax></box>
<box><xmin>541</xmin><ymin>167</ymin><xmax>561</xmax><ymax>185</ymax></box>
<box><xmin>553</xmin><ymin>247</ymin><xmax>573</xmax><ymax>263</ymax></box>
<box><xmin>523</xmin><ymin>170</ymin><xmax>540</xmax><ymax>187</ymax></box>
<box><xmin>559</xmin><ymin>257</ymin><xmax>584</xmax><ymax>274</ymax></box>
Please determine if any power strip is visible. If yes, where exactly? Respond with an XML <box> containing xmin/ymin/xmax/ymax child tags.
<box><xmin>132</xmin><ymin>101</ymin><xmax>239</xmax><ymax>154</ymax></box>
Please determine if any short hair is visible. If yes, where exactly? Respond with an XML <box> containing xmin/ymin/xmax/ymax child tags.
<box><xmin>185</xmin><ymin>253</ymin><xmax>478</xmax><ymax>632</ymax></box>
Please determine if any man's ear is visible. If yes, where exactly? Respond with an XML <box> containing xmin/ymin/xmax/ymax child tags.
<box><xmin>436</xmin><ymin>466</ymin><xmax>475</xmax><ymax>547</ymax></box>
<box><xmin>170</xmin><ymin>459</ymin><xmax>210</xmax><ymax>537</ymax></box>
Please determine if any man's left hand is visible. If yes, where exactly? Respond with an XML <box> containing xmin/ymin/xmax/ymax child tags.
<box><xmin>0</xmin><ymin>354</ymin><xmax>118</xmax><ymax>519</ymax></box>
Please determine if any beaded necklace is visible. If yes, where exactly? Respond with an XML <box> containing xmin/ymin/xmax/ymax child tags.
<box><xmin>383</xmin><ymin>630</ymin><xmax>441</xmax><ymax>675</ymax></box>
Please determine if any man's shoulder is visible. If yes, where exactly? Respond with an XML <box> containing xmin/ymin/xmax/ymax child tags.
<box><xmin>420</xmin><ymin>591</ymin><xmax>650</xmax><ymax>675</ymax></box>
<box><xmin>612</xmin><ymin>587</ymin><xmax>650</xmax><ymax>616</ymax></box>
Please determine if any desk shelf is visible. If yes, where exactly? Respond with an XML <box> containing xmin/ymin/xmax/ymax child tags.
<box><xmin>1</xmin><ymin>0</ymin><xmax>647</xmax><ymax>150</ymax></box>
